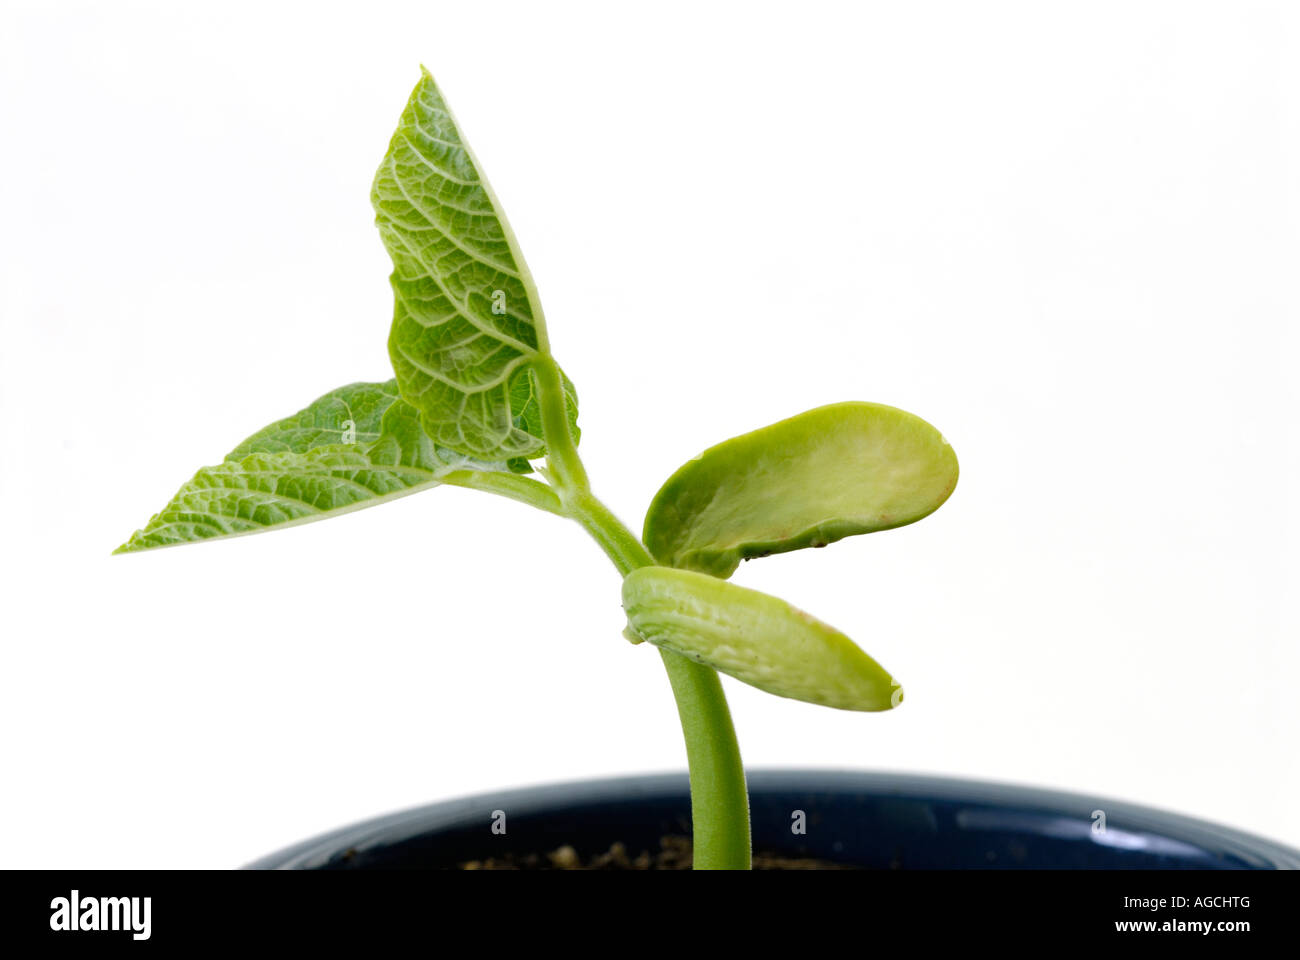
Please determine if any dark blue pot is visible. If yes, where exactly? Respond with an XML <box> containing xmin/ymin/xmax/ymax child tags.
<box><xmin>248</xmin><ymin>770</ymin><xmax>1300</xmax><ymax>870</ymax></box>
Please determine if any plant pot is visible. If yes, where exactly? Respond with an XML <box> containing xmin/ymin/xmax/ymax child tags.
<box><xmin>247</xmin><ymin>769</ymin><xmax>1300</xmax><ymax>870</ymax></box>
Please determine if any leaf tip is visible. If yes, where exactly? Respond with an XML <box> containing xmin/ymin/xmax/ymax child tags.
<box><xmin>890</xmin><ymin>683</ymin><xmax>904</xmax><ymax>709</ymax></box>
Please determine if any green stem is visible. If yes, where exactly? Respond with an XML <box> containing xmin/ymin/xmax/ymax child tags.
<box><xmin>564</xmin><ymin>489</ymin><xmax>752</xmax><ymax>870</ymax></box>
<box><xmin>531</xmin><ymin>355</ymin><xmax>589</xmax><ymax>492</ymax></box>
<box><xmin>531</xmin><ymin>350</ymin><xmax>750</xmax><ymax>869</ymax></box>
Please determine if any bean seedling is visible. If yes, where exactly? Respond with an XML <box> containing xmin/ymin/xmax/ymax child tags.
<box><xmin>118</xmin><ymin>70</ymin><xmax>959</xmax><ymax>870</ymax></box>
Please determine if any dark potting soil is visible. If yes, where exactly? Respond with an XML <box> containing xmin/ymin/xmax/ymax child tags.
<box><xmin>458</xmin><ymin>835</ymin><xmax>854</xmax><ymax>870</ymax></box>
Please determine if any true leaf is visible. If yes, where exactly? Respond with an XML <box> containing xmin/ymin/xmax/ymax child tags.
<box><xmin>225</xmin><ymin>380</ymin><xmax>400</xmax><ymax>459</ymax></box>
<box><xmin>115</xmin><ymin>380</ymin><xmax>510</xmax><ymax>554</ymax></box>
<box><xmin>622</xmin><ymin>567</ymin><xmax>901</xmax><ymax>712</ymax></box>
<box><xmin>373</xmin><ymin>69</ymin><xmax>574</xmax><ymax>462</ymax></box>
<box><xmin>643</xmin><ymin>402</ymin><xmax>959</xmax><ymax>578</ymax></box>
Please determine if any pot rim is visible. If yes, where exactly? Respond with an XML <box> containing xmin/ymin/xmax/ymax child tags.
<box><xmin>247</xmin><ymin>768</ymin><xmax>1300</xmax><ymax>870</ymax></box>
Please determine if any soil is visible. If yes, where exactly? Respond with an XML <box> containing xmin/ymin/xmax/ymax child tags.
<box><xmin>459</xmin><ymin>835</ymin><xmax>854</xmax><ymax>870</ymax></box>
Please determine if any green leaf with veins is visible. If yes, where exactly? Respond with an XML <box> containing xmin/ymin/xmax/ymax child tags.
<box><xmin>115</xmin><ymin>380</ymin><xmax>558</xmax><ymax>554</ymax></box>
<box><xmin>226</xmin><ymin>380</ymin><xmax>401</xmax><ymax>458</ymax></box>
<box><xmin>372</xmin><ymin>68</ymin><xmax>573</xmax><ymax>462</ymax></box>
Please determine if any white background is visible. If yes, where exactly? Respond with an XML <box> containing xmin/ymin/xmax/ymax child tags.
<box><xmin>1</xmin><ymin>1</ymin><xmax>1297</xmax><ymax>868</ymax></box>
